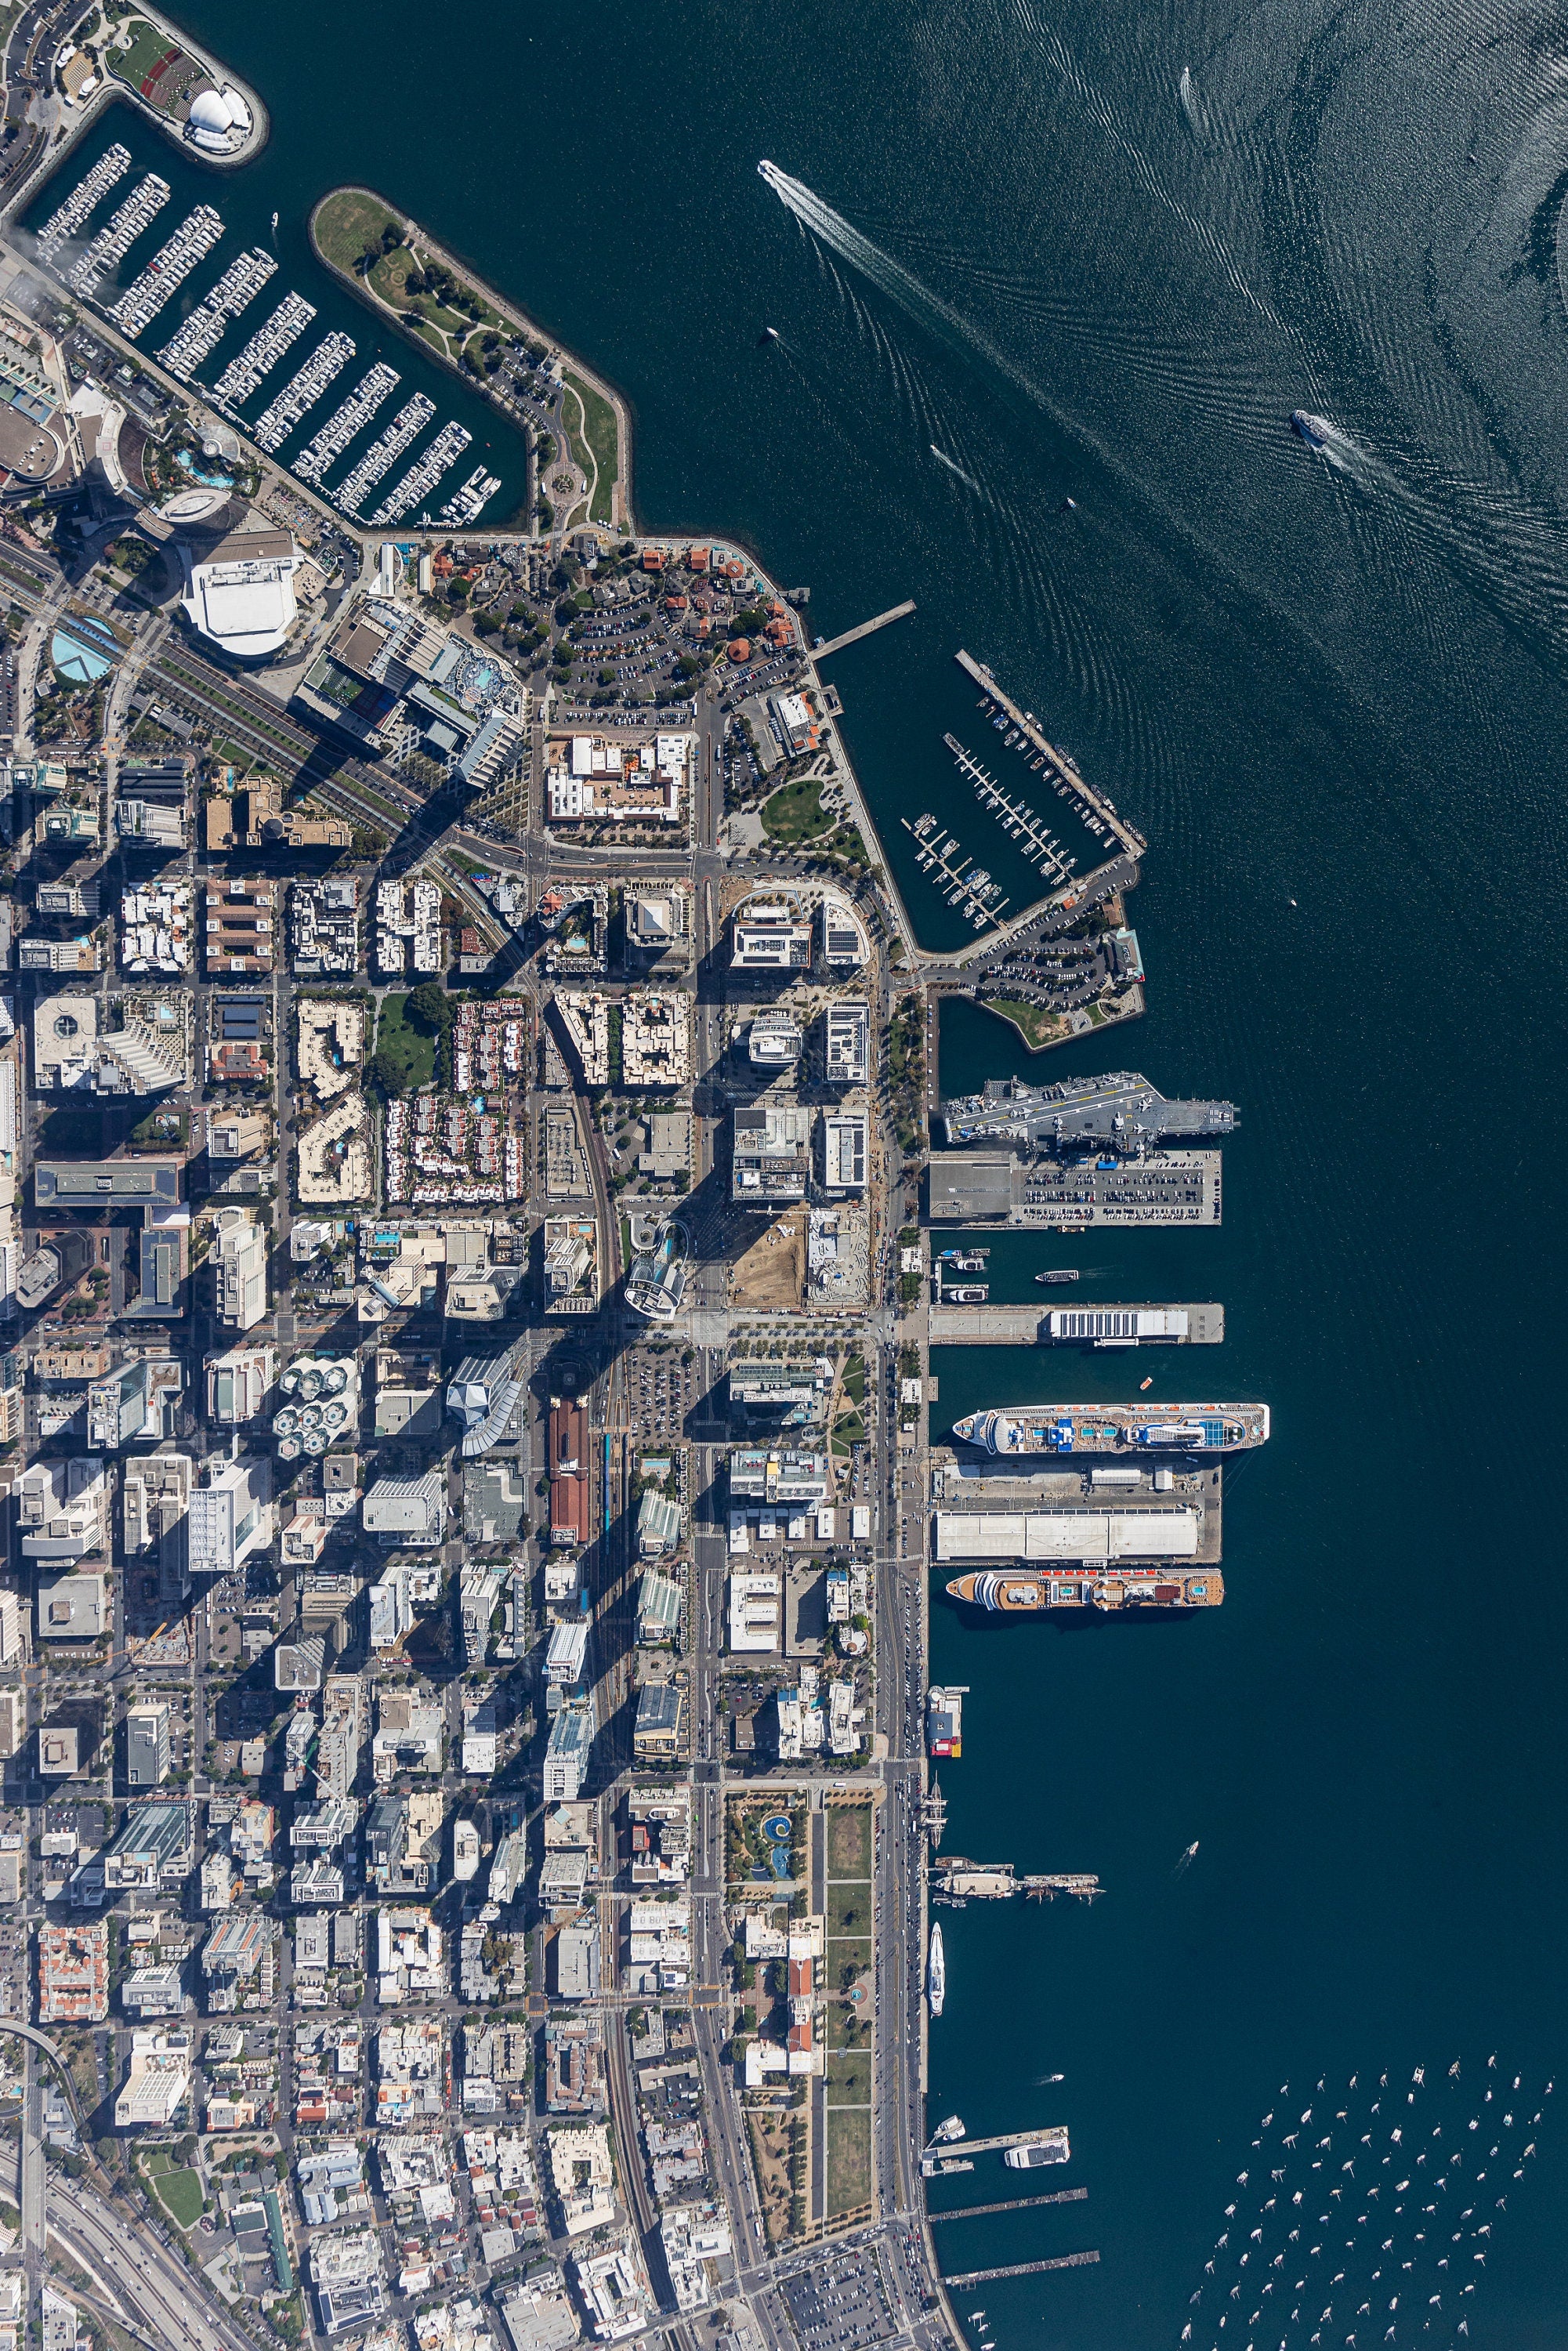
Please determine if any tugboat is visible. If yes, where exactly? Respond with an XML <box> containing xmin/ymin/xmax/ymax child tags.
<box><xmin>1290</xmin><ymin>409</ymin><xmax>1331</xmax><ymax>449</ymax></box>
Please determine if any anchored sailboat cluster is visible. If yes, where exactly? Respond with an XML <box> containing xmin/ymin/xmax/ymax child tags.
<box><xmin>33</xmin><ymin>153</ymin><xmax>505</xmax><ymax>525</ymax></box>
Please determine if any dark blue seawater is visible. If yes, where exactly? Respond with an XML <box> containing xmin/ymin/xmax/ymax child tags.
<box><xmin>101</xmin><ymin>2</ymin><xmax>1568</xmax><ymax>2342</ymax></box>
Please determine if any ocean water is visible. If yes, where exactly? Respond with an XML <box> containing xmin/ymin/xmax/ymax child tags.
<box><xmin>120</xmin><ymin>2</ymin><xmax>1568</xmax><ymax>2342</ymax></box>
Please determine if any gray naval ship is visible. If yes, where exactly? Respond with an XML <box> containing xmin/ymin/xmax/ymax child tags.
<box><xmin>938</xmin><ymin>1071</ymin><xmax>1237</xmax><ymax>1153</ymax></box>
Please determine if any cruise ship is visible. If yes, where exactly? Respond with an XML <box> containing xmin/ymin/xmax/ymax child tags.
<box><xmin>946</xmin><ymin>1568</ymin><xmax>1222</xmax><ymax>1611</ymax></box>
<box><xmin>952</xmin><ymin>1404</ymin><xmax>1269</xmax><ymax>1454</ymax></box>
<box><xmin>927</xmin><ymin>1922</ymin><xmax>945</xmax><ymax>2016</ymax></box>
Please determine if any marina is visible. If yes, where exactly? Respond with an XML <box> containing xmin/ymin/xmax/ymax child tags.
<box><xmin>67</xmin><ymin>172</ymin><xmax>170</xmax><ymax>298</ymax></box>
<box><xmin>438</xmin><ymin>463</ymin><xmax>502</xmax><ymax>526</ymax></box>
<box><xmin>368</xmin><ymin>416</ymin><xmax>473</xmax><ymax>524</ymax></box>
<box><xmin>251</xmin><ymin>330</ymin><xmax>356</xmax><ymax>452</ymax></box>
<box><xmin>292</xmin><ymin>361</ymin><xmax>401</xmax><ymax>484</ymax></box>
<box><xmin>957</xmin><ymin>647</ymin><xmax>1147</xmax><ymax>858</ymax></box>
<box><xmin>926</xmin><ymin>1300</ymin><xmax>1223</xmax><ymax>1345</ymax></box>
<box><xmin>108</xmin><ymin>203</ymin><xmax>225</xmax><ymax>339</ymax></box>
<box><xmin>946</xmin><ymin>731</ymin><xmax>1075</xmax><ymax>886</ymax></box>
<box><xmin>212</xmin><ymin>291</ymin><xmax>317</xmax><ymax>407</ymax></box>
<box><xmin>156</xmin><ymin>246</ymin><xmax>277</xmax><ymax>379</ymax></box>
<box><xmin>951</xmin><ymin>1402</ymin><xmax>1268</xmax><ymax>1454</ymax></box>
<box><xmin>901</xmin><ymin>811</ymin><xmax>1010</xmax><ymax>929</ymax></box>
<box><xmin>34</xmin><ymin>143</ymin><xmax>131</xmax><ymax>260</ymax></box>
<box><xmin>335</xmin><ymin>393</ymin><xmax>436</xmax><ymax>513</ymax></box>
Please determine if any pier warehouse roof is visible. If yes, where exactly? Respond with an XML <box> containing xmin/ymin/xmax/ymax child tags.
<box><xmin>933</xmin><ymin>1509</ymin><xmax>1198</xmax><ymax>1563</ymax></box>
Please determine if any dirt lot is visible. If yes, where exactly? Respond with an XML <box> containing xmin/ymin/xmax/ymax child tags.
<box><xmin>730</xmin><ymin>1213</ymin><xmax>804</xmax><ymax>1311</ymax></box>
<box><xmin>745</xmin><ymin>2104</ymin><xmax>796</xmax><ymax>2245</ymax></box>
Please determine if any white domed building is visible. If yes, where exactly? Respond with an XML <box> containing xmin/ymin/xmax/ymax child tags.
<box><xmin>185</xmin><ymin>83</ymin><xmax>253</xmax><ymax>154</ymax></box>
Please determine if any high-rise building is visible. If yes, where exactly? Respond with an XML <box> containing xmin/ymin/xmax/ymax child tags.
<box><xmin>125</xmin><ymin>1701</ymin><xmax>171</xmax><ymax>1789</ymax></box>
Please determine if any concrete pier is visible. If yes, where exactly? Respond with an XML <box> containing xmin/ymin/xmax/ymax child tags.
<box><xmin>928</xmin><ymin>1300</ymin><xmax>1224</xmax><ymax>1346</ymax></box>
<box><xmin>813</xmin><ymin>600</ymin><xmax>917</xmax><ymax>659</ymax></box>
<box><xmin>957</xmin><ymin>647</ymin><xmax>1146</xmax><ymax>859</ymax></box>
<box><xmin>944</xmin><ymin>2254</ymin><xmax>1100</xmax><ymax>2285</ymax></box>
<box><xmin>929</xmin><ymin>2188</ymin><xmax>1088</xmax><ymax>2222</ymax></box>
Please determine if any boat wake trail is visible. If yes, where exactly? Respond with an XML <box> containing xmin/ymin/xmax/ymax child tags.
<box><xmin>1290</xmin><ymin>410</ymin><xmax>1391</xmax><ymax>493</ymax></box>
<box><xmin>932</xmin><ymin>443</ymin><xmax>984</xmax><ymax>494</ymax></box>
<box><xmin>1178</xmin><ymin>65</ymin><xmax>1212</xmax><ymax>145</ymax></box>
<box><xmin>759</xmin><ymin>159</ymin><xmax>1054</xmax><ymax>413</ymax></box>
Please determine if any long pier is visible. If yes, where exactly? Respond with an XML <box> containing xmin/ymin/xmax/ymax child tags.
<box><xmin>927</xmin><ymin>1301</ymin><xmax>1225</xmax><ymax>1346</ymax></box>
<box><xmin>929</xmin><ymin>2190</ymin><xmax>1088</xmax><ymax>2222</ymax></box>
<box><xmin>930</xmin><ymin>2127</ymin><xmax>1069</xmax><ymax>2159</ymax></box>
<box><xmin>813</xmin><ymin>599</ymin><xmax>916</xmax><ymax>660</ymax></box>
<box><xmin>956</xmin><ymin>648</ymin><xmax>1146</xmax><ymax>858</ymax></box>
<box><xmin>943</xmin><ymin>2254</ymin><xmax>1100</xmax><ymax>2285</ymax></box>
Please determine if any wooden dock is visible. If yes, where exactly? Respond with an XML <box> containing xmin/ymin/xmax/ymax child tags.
<box><xmin>946</xmin><ymin>733</ymin><xmax>1075</xmax><ymax>885</ymax></box>
<box><xmin>956</xmin><ymin>647</ymin><xmax>1146</xmax><ymax>858</ymax></box>
<box><xmin>900</xmin><ymin>816</ymin><xmax>1009</xmax><ymax>929</ymax></box>
<box><xmin>943</xmin><ymin>2254</ymin><xmax>1100</xmax><ymax>2285</ymax></box>
<box><xmin>929</xmin><ymin>2189</ymin><xmax>1088</xmax><ymax>2222</ymax></box>
<box><xmin>813</xmin><ymin>600</ymin><xmax>917</xmax><ymax>660</ymax></box>
<box><xmin>927</xmin><ymin>1301</ymin><xmax>1225</xmax><ymax>1346</ymax></box>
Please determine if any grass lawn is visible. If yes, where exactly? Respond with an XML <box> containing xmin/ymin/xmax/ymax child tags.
<box><xmin>842</xmin><ymin>1355</ymin><xmax>867</xmax><ymax>1406</ymax></box>
<box><xmin>826</xmin><ymin>1935</ymin><xmax>871</xmax><ymax>1988</ymax></box>
<box><xmin>827</xmin><ymin>1881</ymin><xmax>871</xmax><ymax>1937</ymax></box>
<box><xmin>825</xmin><ymin>2106</ymin><xmax>872</xmax><ymax>2217</ymax></box>
<box><xmin>761</xmin><ymin>773</ymin><xmax>835</xmax><ymax>844</ymax></box>
<box><xmin>563</xmin><ymin>371</ymin><xmax>619</xmax><ymax>523</ymax></box>
<box><xmin>314</xmin><ymin>188</ymin><xmax>401</xmax><ymax>276</ymax></box>
<box><xmin>824</xmin><ymin>2050</ymin><xmax>873</xmax><ymax>2102</ymax></box>
<box><xmin>150</xmin><ymin>2165</ymin><xmax>204</xmax><ymax>2229</ymax></box>
<box><xmin>108</xmin><ymin>18</ymin><xmax>176</xmax><ymax>87</ymax></box>
<box><xmin>980</xmin><ymin>996</ymin><xmax>1072</xmax><ymax>1052</ymax></box>
<box><xmin>826</xmin><ymin>1998</ymin><xmax>871</xmax><ymax>2051</ymax></box>
<box><xmin>827</xmin><ymin>1804</ymin><xmax>871</xmax><ymax>1878</ymax></box>
<box><xmin>376</xmin><ymin>993</ymin><xmax>436</xmax><ymax>1089</ymax></box>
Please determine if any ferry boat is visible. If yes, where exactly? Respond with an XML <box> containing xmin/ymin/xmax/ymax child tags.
<box><xmin>926</xmin><ymin>1688</ymin><xmax>964</xmax><ymax>1759</ymax></box>
<box><xmin>1004</xmin><ymin>2133</ymin><xmax>1070</xmax><ymax>2168</ymax></box>
<box><xmin>951</xmin><ymin>1404</ymin><xmax>1269</xmax><ymax>1455</ymax></box>
<box><xmin>946</xmin><ymin>1568</ymin><xmax>1222</xmax><ymax>1612</ymax></box>
<box><xmin>942</xmin><ymin>1284</ymin><xmax>988</xmax><ymax>1305</ymax></box>
<box><xmin>927</xmin><ymin>1923</ymin><xmax>945</xmax><ymax>2016</ymax></box>
<box><xmin>1034</xmin><ymin>1268</ymin><xmax>1079</xmax><ymax>1284</ymax></box>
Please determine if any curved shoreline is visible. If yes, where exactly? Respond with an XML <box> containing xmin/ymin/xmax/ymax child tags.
<box><xmin>309</xmin><ymin>183</ymin><xmax>630</xmax><ymax>533</ymax></box>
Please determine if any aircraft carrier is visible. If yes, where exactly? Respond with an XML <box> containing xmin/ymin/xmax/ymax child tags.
<box><xmin>938</xmin><ymin>1070</ymin><xmax>1237</xmax><ymax>1153</ymax></box>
